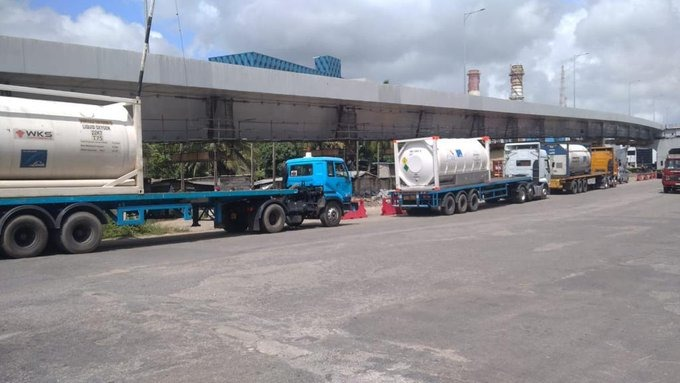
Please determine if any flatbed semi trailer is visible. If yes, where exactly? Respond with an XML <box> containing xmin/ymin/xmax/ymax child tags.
<box><xmin>0</xmin><ymin>186</ymin><xmax>348</xmax><ymax>259</ymax></box>
<box><xmin>394</xmin><ymin>176</ymin><xmax>541</xmax><ymax>214</ymax></box>
<box><xmin>0</xmin><ymin>85</ymin><xmax>353</xmax><ymax>258</ymax></box>
<box><xmin>391</xmin><ymin>138</ymin><xmax>550</xmax><ymax>214</ymax></box>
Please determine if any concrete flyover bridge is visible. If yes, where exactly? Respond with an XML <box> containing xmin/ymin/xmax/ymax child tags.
<box><xmin>0</xmin><ymin>36</ymin><xmax>662</xmax><ymax>145</ymax></box>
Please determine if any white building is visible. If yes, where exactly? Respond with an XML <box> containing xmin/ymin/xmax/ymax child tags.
<box><xmin>656</xmin><ymin>125</ymin><xmax>680</xmax><ymax>169</ymax></box>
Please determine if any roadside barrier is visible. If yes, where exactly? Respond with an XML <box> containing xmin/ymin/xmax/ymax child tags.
<box><xmin>635</xmin><ymin>172</ymin><xmax>656</xmax><ymax>181</ymax></box>
<box><xmin>343</xmin><ymin>200</ymin><xmax>367</xmax><ymax>219</ymax></box>
<box><xmin>381</xmin><ymin>197</ymin><xmax>405</xmax><ymax>216</ymax></box>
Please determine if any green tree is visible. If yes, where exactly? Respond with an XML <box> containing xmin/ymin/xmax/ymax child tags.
<box><xmin>256</xmin><ymin>142</ymin><xmax>304</xmax><ymax>179</ymax></box>
<box><xmin>143</xmin><ymin>143</ymin><xmax>181</xmax><ymax>179</ymax></box>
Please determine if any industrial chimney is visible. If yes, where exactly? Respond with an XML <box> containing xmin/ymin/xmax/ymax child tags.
<box><xmin>467</xmin><ymin>69</ymin><xmax>481</xmax><ymax>96</ymax></box>
<box><xmin>509</xmin><ymin>64</ymin><xmax>524</xmax><ymax>101</ymax></box>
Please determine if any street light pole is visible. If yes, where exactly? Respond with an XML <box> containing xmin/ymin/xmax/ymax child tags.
<box><xmin>572</xmin><ymin>52</ymin><xmax>589</xmax><ymax>108</ymax></box>
<box><xmin>463</xmin><ymin>8</ymin><xmax>485</xmax><ymax>93</ymax></box>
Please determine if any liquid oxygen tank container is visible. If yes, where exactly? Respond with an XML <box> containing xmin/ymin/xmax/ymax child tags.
<box><xmin>547</xmin><ymin>143</ymin><xmax>591</xmax><ymax>176</ymax></box>
<box><xmin>395</xmin><ymin>137</ymin><xmax>490</xmax><ymax>188</ymax></box>
<box><xmin>0</xmin><ymin>94</ymin><xmax>139</xmax><ymax>189</ymax></box>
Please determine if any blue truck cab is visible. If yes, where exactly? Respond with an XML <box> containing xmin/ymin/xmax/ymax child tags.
<box><xmin>285</xmin><ymin>156</ymin><xmax>353</xmax><ymax>219</ymax></box>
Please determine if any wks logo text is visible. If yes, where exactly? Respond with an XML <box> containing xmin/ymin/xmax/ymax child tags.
<box><xmin>14</xmin><ymin>129</ymin><xmax>54</xmax><ymax>140</ymax></box>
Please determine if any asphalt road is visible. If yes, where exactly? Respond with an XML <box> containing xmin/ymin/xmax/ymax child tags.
<box><xmin>1</xmin><ymin>180</ymin><xmax>679</xmax><ymax>382</ymax></box>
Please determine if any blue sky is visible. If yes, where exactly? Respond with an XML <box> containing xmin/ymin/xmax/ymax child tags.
<box><xmin>30</xmin><ymin>0</ymin><xmax>143</xmax><ymax>22</ymax></box>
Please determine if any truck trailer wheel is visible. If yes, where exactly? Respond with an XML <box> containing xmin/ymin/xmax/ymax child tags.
<box><xmin>59</xmin><ymin>212</ymin><xmax>102</xmax><ymax>254</ymax></box>
<box><xmin>320</xmin><ymin>201</ymin><xmax>342</xmax><ymax>227</ymax></box>
<box><xmin>261</xmin><ymin>204</ymin><xmax>286</xmax><ymax>233</ymax></box>
<box><xmin>1</xmin><ymin>215</ymin><xmax>48</xmax><ymax>258</ymax></box>
<box><xmin>455</xmin><ymin>192</ymin><xmax>468</xmax><ymax>213</ymax></box>
<box><xmin>467</xmin><ymin>192</ymin><xmax>480</xmax><ymax>212</ymax></box>
<box><xmin>568</xmin><ymin>182</ymin><xmax>577</xmax><ymax>194</ymax></box>
<box><xmin>441</xmin><ymin>193</ymin><xmax>456</xmax><ymax>215</ymax></box>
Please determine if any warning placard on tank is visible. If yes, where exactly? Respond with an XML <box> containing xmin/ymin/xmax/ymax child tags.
<box><xmin>79</xmin><ymin>119</ymin><xmax>120</xmax><ymax>153</ymax></box>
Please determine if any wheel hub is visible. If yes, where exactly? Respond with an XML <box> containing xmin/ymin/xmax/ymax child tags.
<box><xmin>14</xmin><ymin>227</ymin><xmax>36</xmax><ymax>247</ymax></box>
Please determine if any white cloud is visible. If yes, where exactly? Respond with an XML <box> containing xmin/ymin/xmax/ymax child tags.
<box><xmin>1</xmin><ymin>0</ymin><xmax>679</xmax><ymax>123</ymax></box>
<box><xmin>0</xmin><ymin>0</ymin><xmax>178</xmax><ymax>55</ymax></box>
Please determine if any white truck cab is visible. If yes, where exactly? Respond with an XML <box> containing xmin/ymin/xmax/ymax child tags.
<box><xmin>503</xmin><ymin>142</ymin><xmax>551</xmax><ymax>198</ymax></box>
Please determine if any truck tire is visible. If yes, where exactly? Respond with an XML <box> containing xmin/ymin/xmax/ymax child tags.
<box><xmin>261</xmin><ymin>204</ymin><xmax>286</xmax><ymax>233</ymax></box>
<box><xmin>441</xmin><ymin>193</ymin><xmax>456</xmax><ymax>215</ymax></box>
<box><xmin>223</xmin><ymin>206</ymin><xmax>249</xmax><ymax>233</ymax></box>
<box><xmin>59</xmin><ymin>212</ymin><xmax>102</xmax><ymax>254</ymax></box>
<box><xmin>467</xmin><ymin>192</ymin><xmax>480</xmax><ymax>212</ymax></box>
<box><xmin>455</xmin><ymin>192</ymin><xmax>468</xmax><ymax>213</ymax></box>
<box><xmin>664</xmin><ymin>187</ymin><xmax>671</xmax><ymax>193</ymax></box>
<box><xmin>568</xmin><ymin>182</ymin><xmax>577</xmax><ymax>194</ymax></box>
<box><xmin>525</xmin><ymin>184</ymin><xmax>535</xmax><ymax>201</ymax></box>
<box><xmin>512</xmin><ymin>185</ymin><xmax>527</xmax><ymax>203</ymax></box>
<box><xmin>286</xmin><ymin>215</ymin><xmax>304</xmax><ymax>227</ymax></box>
<box><xmin>320</xmin><ymin>201</ymin><xmax>342</xmax><ymax>227</ymax></box>
<box><xmin>579</xmin><ymin>179</ymin><xmax>588</xmax><ymax>193</ymax></box>
<box><xmin>540</xmin><ymin>184</ymin><xmax>549</xmax><ymax>199</ymax></box>
<box><xmin>1</xmin><ymin>215</ymin><xmax>48</xmax><ymax>258</ymax></box>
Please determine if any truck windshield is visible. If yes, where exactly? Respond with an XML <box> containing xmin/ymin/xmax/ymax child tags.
<box><xmin>666</xmin><ymin>159</ymin><xmax>680</xmax><ymax>169</ymax></box>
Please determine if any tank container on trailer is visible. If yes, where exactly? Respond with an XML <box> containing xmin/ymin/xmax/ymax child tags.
<box><xmin>590</xmin><ymin>147</ymin><xmax>616</xmax><ymax>174</ymax></box>
<box><xmin>0</xmin><ymin>96</ymin><xmax>139</xmax><ymax>188</ymax></box>
<box><xmin>547</xmin><ymin>144</ymin><xmax>591</xmax><ymax>176</ymax></box>
<box><xmin>396</xmin><ymin>137</ymin><xmax>489</xmax><ymax>187</ymax></box>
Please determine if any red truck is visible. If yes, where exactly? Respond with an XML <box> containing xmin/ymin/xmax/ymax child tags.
<box><xmin>662</xmin><ymin>148</ymin><xmax>680</xmax><ymax>193</ymax></box>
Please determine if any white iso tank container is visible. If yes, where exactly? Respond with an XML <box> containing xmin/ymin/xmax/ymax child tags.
<box><xmin>549</xmin><ymin>144</ymin><xmax>591</xmax><ymax>176</ymax></box>
<box><xmin>0</xmin><ymin>88</ymin><xmax>142</xmax><ymax>197</ymax></box>
<box><xmin>395</xmin><ymin>137</ymin><xmax>490</xmax><ymax>188</ymax></box>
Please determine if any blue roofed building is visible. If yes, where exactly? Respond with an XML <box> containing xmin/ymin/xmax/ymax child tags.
<box><xmin>208</xmin><ymin>52</ymin><xmax>341</xmax><ymax>78</ymax></box>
